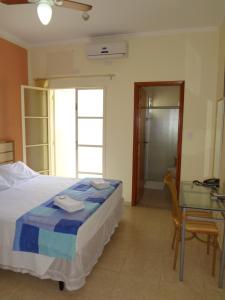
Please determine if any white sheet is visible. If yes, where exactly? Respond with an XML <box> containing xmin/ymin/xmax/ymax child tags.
<box><xmin>0</xmin><ymin>175</ymin><xmax>123</xmax><ymax>289</ymax></box>
<box><xmin>0</xmin><ymin>161</ymin><xmax>39</xmax><ymax>186</ymax></box>
<box><xmin>0</xmin><ymin>175</ymin><xmax>77</xmax><ymax>274</ymax></box>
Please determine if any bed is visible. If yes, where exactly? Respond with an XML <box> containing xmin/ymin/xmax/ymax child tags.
<box><xmin>0</xmin><ymin>140</ymin><xmax>123</xmax><ymax>291</ymax></box>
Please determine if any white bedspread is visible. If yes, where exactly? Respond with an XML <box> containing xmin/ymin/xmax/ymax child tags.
<box><xmin>0</xmin><ymin>175</ymin><xmax>123</xmax><ymax>290</ymax></box>
<box><xmin>0</xmin><ymin>175</ymin><xmax>77</xmax><ymax>274</ymax></box>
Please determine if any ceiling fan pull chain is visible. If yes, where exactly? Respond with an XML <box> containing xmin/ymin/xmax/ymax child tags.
<box><xmin>55</xmin><ymin>0</ymin><xmax>63</xmax><ymax>5</ymax></box>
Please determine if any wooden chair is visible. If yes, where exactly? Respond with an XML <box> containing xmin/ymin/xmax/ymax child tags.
<box><xmin>164</xmin><ymin>173</ymin><xmax>219</xmax><ymax>276</ymax></box>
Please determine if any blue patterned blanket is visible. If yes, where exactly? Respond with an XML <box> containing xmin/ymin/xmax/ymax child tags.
<box><xmin>13</xmin><ymin>178</ymin><xmax>121</xmax><ymax>261</ymax></box>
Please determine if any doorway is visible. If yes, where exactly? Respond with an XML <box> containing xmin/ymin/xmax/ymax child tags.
<box><xmin>132</xmin><ymin>81</ymin><xmax>184</xmax><ymax>206</ymax></box>
<box><xmin>54</xmin><ymin>89</ymin><xmax>76</xmax><ymax>177</ymax></box>
<box><xmin>21</xmin><ymin>86</ymin><xmax>105</xmax><ymax>179</ymax></box>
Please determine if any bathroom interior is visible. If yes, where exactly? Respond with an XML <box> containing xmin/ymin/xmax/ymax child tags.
<box><xmin>138</xmin><ymin>85</ymin><xmax>180</xmax><ymax>209</ymax></box>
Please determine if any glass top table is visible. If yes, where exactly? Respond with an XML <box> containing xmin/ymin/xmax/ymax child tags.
<box><xmin>180</xmin><ymin>181</ymin><xmax>225</xmax><ymax>212</ymax></box>
<box><xmin>179</xmin><ymin>181</ymin><xmax>225</xmax><ymax>288</ymax></box>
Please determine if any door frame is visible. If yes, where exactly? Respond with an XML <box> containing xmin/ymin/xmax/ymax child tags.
<box><xmin>132</xmin><ymin>80</ymin><xmax>185</xmax><ymax>206</ymax></box>
<box><xmin>52</xmin><ymin>87</ymin><xmax>106</xmax><ymax>178</ymax></box>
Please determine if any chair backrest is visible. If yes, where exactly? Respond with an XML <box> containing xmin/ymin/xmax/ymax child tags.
<box><xmin>164</xmin><ymin>172</ymin><xmax>181</xmax><ymax>221</ymax></box>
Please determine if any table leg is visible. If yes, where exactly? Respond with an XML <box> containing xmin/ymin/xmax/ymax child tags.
<box><xmin>218</xmin><ymin>223</ymin><xmax>225</xmax><ymax>288</ymax></box>
<box><xmin>179</xmin><ymin>208</ymin><xmax>186</xmax><ymax>281</ymax></box>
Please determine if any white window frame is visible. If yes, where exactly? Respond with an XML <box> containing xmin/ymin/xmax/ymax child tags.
<box><xmin>76</xmin><ymin>87</ymin><xmax>105</xmax><ymax>178</ymax></box>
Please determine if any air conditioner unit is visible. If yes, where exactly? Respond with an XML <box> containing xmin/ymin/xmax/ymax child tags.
<box><xmin>86</xmin><ymin>41</ymin><xmax>128</xmax><ymax>59</ymax></box>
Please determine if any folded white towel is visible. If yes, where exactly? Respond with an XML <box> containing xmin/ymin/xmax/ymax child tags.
<box><xmin>90</xmin><ymin>179</ymin><xmax>110</xmax><ymax>190</ymax></box>
<box><xmin>54</xmin><ymin>195</ymin><xmax>85</xmax><ymax>213</ymax></box>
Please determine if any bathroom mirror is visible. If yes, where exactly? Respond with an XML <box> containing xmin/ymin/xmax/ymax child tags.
<box><xmin>213</xmin><ymin>98</ymin><xmax>225</xmax><ymax>178</ymax></box>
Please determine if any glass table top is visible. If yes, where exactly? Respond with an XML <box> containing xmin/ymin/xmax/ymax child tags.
<box><xmin>180</xmin><ymin>181</ymin><xmax>225</xmax><ymax>212</ymax></box>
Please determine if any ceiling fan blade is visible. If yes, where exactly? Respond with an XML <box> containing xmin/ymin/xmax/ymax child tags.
<box><xmin>1</xmin><ymin>0</ymin><xmax>30</xmax><ymax>4</ymax></box>
<box><xmin>62</xmin><ymin>0</ymin><xmax>92</xmax><ymax>12</ymax></box>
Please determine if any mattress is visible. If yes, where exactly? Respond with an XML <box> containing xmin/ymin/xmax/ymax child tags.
<box><xmin>0</xmin><ymin>175</ymin><xmax>123</xmax><ymax>290</ymax></box>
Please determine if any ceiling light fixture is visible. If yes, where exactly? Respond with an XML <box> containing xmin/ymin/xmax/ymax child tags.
<box><xmin>37</xmin><ymin>0</ymin><xmax>53</xmax><ymax>25</ymax></box>
<box><xmin>3</xmin><ymin>0</ymin><xmax>92</xmax><ymax>26</ymax></box>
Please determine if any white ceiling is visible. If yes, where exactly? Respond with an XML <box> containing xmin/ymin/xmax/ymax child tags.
<box><xmin>0</xmin><ymin>0</ymin><xmax>225</xmax><ymax>46</ymax></box>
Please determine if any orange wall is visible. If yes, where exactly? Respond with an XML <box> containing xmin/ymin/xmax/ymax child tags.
<box><xmin>0</xmin><ymin>38</ymin><xmax>28</xmax><ymax>160</ymax></box>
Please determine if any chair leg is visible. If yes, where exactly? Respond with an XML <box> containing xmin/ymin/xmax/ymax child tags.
<box><xmin>172</xmin><ymin>225</ymin><xmax>177</xmax><ymax>250</ymax></box>
<box><xmin>173</xmin><ymin>231</ymin><xmax>180</xmax><ymax>270</ymax></box>
<box><xmin>207</xmin><ymin>234</ymin><xmax>210</xmax><ymax>255</ymax></box>
<box><xmin>212</xmin><ymin>235</ymin><xmax>218</xmax><ymax>277</ymax></box>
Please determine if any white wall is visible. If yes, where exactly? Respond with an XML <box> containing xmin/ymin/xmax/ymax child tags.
<box><xmin>29</xmin><ymin>30</ymin><xmax>219</xmax><ymax>202</ymax></box>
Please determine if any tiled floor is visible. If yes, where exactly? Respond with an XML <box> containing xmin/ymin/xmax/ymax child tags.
<box><xmin>138</xmin><ymin>188</ymin><xmax>171</xmax><ymax>209</ymax></box>
<box><xmin>0</xmin><ymin>205</ymin><xmax>225</xmax><ymax>300</ymax></box>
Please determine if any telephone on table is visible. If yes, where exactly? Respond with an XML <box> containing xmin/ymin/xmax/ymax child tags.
<box><xmin>193</xmin><ymin>178</ymin><xmax>225</xmax><ymax>199</ymax></box>
<box><xmin>192</xmin><ymin>178</ymin><xmax>220</xmax><ymax>188</ymax></box>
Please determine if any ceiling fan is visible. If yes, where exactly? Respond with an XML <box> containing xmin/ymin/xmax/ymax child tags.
<box><xmin>1</xmin><ymin>0</ymin><xmax>92</xmax><ymax>25</ymax></box>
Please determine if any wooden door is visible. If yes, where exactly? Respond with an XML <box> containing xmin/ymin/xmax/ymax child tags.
<box><xmin>137</xmin><ymin>89</ymin><xmax>148</xmax><ymax>202</ymax></box>
<box><xmin>132</xmin><ymin>88</ymin><xmax>148</xmax><ymax>205</ymax></box>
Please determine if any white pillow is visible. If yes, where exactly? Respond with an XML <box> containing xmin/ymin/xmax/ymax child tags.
<box><xmin>0</xmin><ymin>175</ymin><xmax>10</xmax><ymax>191</ymax></box>
<box><xmin>0</xmin><ymin>161</ymin><xmax>39</xmax><ymax>186</ymax></box>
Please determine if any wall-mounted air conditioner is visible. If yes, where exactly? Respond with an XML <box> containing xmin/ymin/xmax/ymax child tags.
<box><xmin>86</xmin><ymin>41</ymin><xmax>128</xmax><ymax>59</ymax></box>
